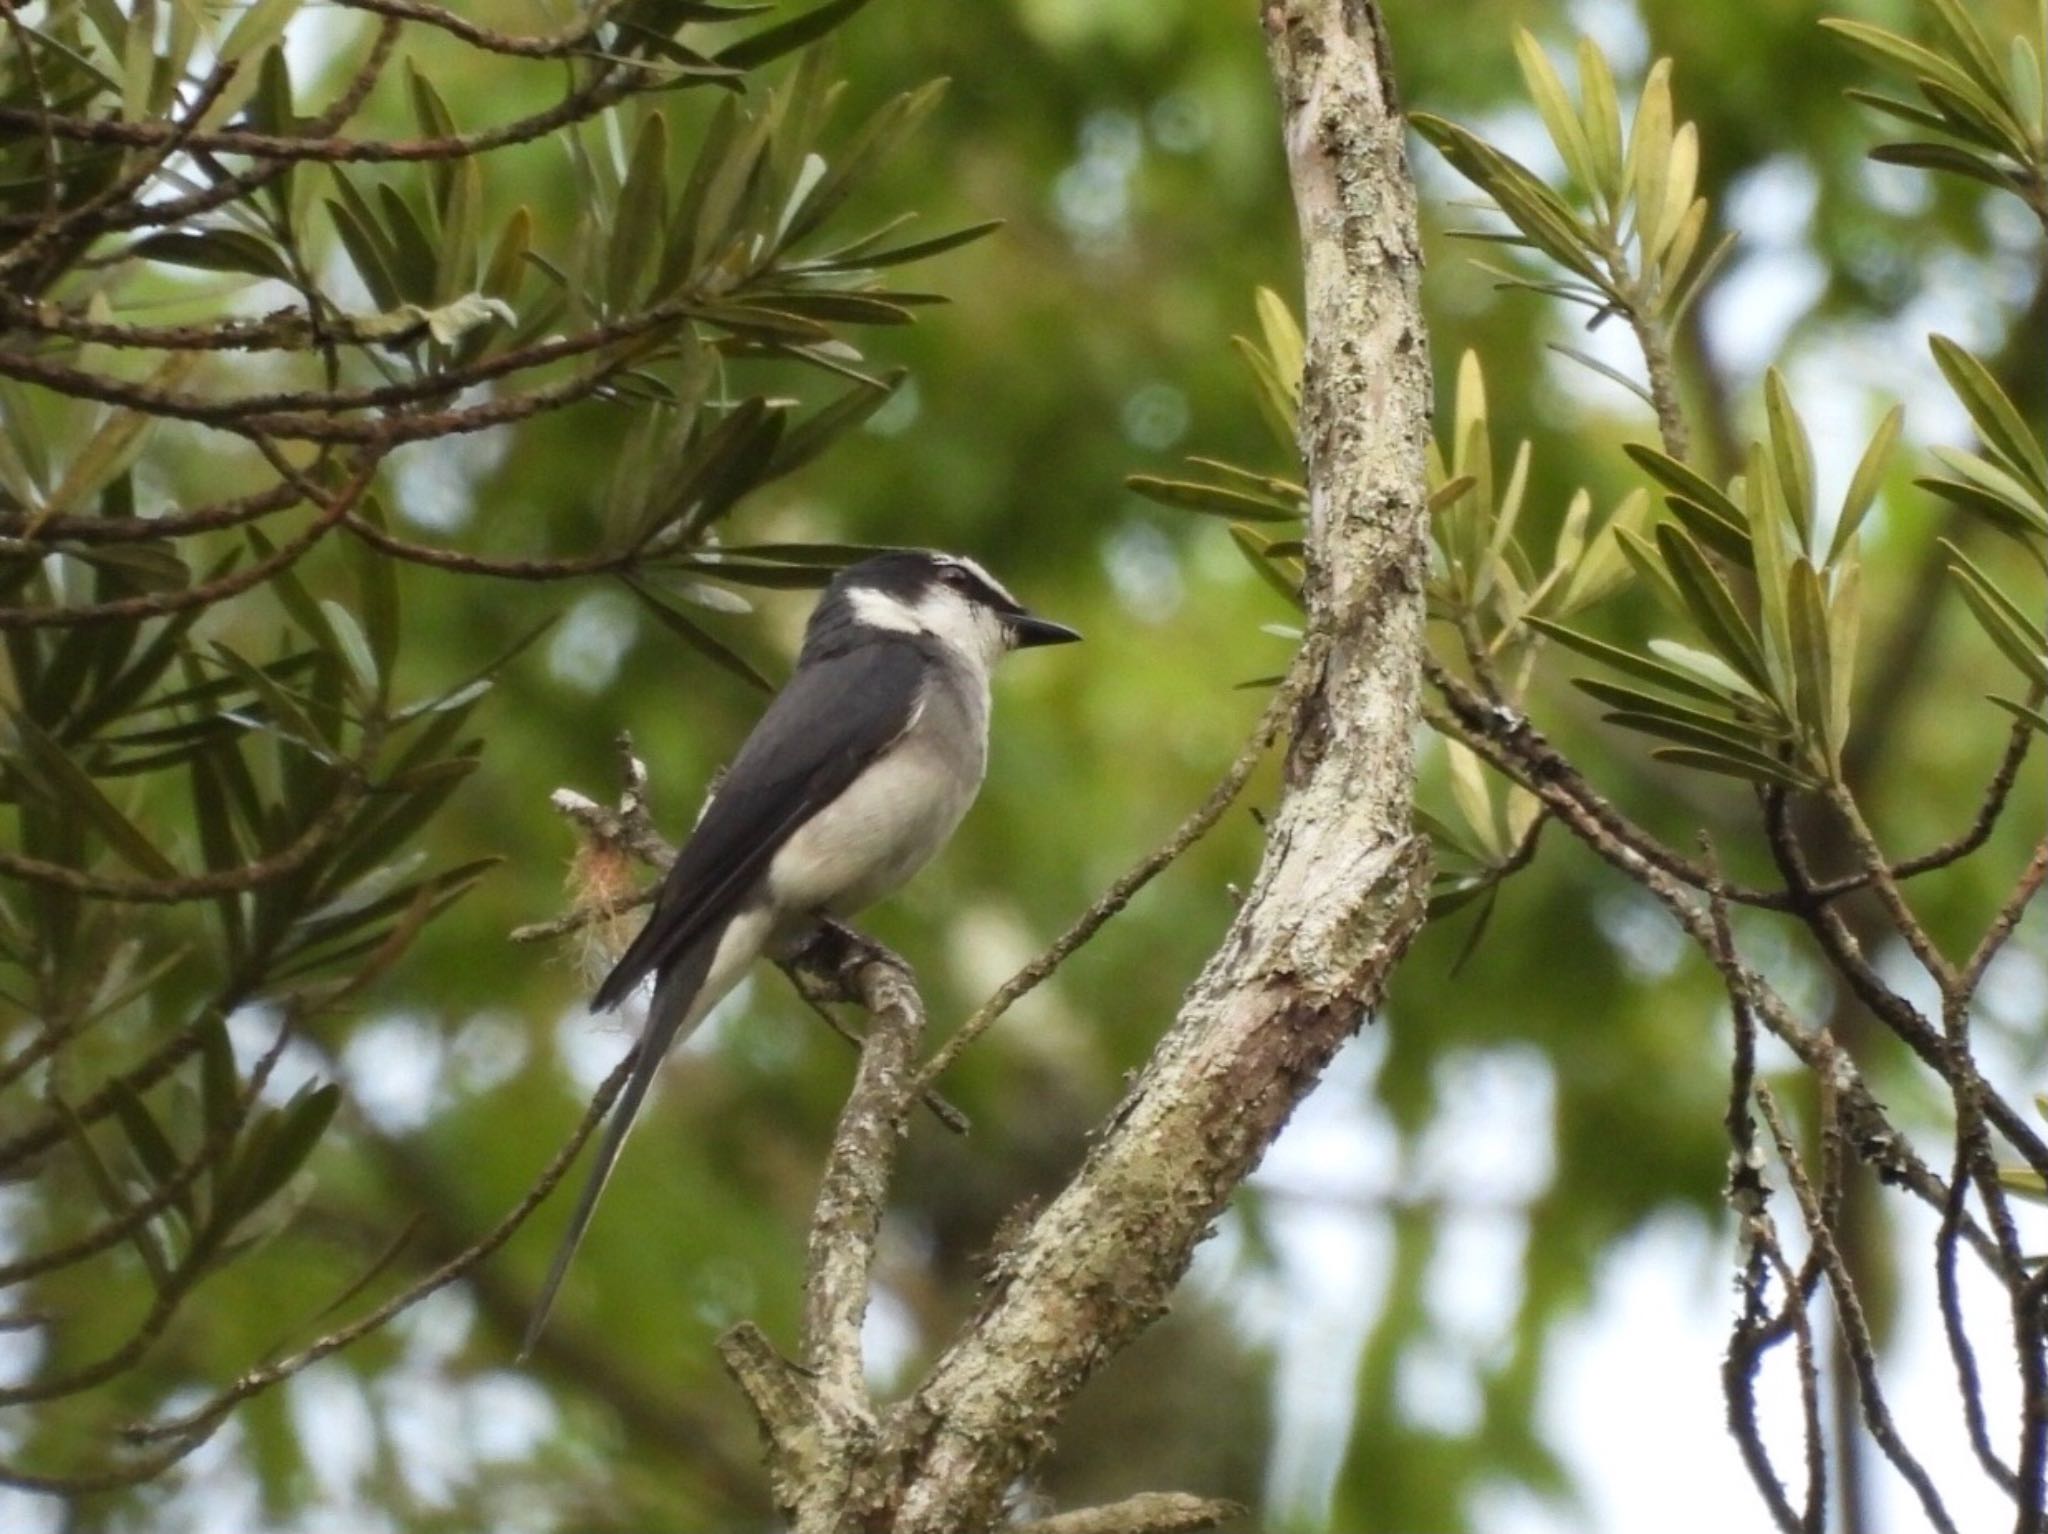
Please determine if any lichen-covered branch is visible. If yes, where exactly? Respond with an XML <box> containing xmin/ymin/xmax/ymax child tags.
<box><xmin>866</xmin><ymin>4</ymin><xmax>1432</xmax><ymax>1526</ymax></box>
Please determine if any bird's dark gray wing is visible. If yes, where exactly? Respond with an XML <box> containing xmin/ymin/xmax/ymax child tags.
<box><xmin>590</xmin><ymin>638</ymin><xmax>929</xmax><ymax>1011</ymax></box>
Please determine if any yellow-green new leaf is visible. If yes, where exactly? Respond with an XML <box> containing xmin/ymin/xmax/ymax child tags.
<box><xmin>1444</xmin><ymin>738</ymin><xmax>1504</xmax><ymax>858</ymax></box>
<box><xmin>1645</xmin><ymin>122</ymin><xmax>1698</xmax><ymax>263</ymax></box>
<box><xmin>1253</xmin><ymin>287</ymin><xmax>1304</xmax><ymax>407</ymax></box>
<box><xmin>1626</xmin><ymin>60</ymin><xmax>1674</xmax><ymax>249</ymax></box>
<box><xmin>1830</xmin><ymin>403</ymin><xmax>1903</xmax><ymax>564</ymax></box>
<box><xmin>1514</xmin><ymin>29</ymin><xmax>1600</xmax><ymax>197</ymax></box>
<box><xmin>1925</xmin><ymin>0</ymin><xmax>2015</xmax><ymax>100</ymax></box>
<box><xmin>1577</xmin><ymin>38</ymin><xmax>1625</xmax><ymax>203</ymax></box>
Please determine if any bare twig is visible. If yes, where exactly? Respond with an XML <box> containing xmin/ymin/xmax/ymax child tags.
<box><xmin>918</xmin><ymin>639</ymin><xmax>1320</xmax><ymax>1088</ymax></box>
<box><xmin>1757</xmin><ymin>1088</ymin><xmax>1961</xmax><ymax>1534</ymax></box>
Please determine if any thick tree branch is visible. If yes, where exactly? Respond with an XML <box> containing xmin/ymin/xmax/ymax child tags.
<box><xmin>868</xmin><ymin>6</ymin><xmax>1434</xmax><ymax>1527</ymax></box>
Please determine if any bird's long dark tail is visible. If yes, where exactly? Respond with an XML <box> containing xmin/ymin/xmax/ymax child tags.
<box><xmin>520</xmin><ymin>931</ymin><xmax>721</xmax><ymax>1359</ymax></box>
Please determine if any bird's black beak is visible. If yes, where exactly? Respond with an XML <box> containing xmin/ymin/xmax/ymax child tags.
<box><xmin>1007</xmin><ymin>610</ymin><xmax>1083</xmax><ymax>648</ymax></box>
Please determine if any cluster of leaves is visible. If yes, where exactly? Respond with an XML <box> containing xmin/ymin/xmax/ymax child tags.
<box><xmin>1921</xmin><ymin>337</ymin><xmax>2048</xmax><ymax>734</ymax></box>
<box><xmin>1409</xmin><ymin>31</ymin><xmax>1729</xmax><ymax>403</ymax></box>
<box><xmin>1827</xmin><ymin>0</ymin><xmax>2048</xmax><ymax>214</ymax></box>
<box><xmin>1131</xmin><ymin>7</ymin><xmax>2048</xmax><ymax>922</ymax></box>
<box><xmin>0</xmin><ymin>0</ymin><xmax>985</xmax><ymax>1495</ymax></box>
<box><xmin>1129</xmin><ymin>296</ymin><xmax>1641</xmax><ymax>917</ymax></box>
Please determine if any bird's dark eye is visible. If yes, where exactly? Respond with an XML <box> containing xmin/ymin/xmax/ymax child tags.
<box><xmin>941</xmin><ymin>567</ymin><xmax>972</xmax><ymax>590</ymax></box>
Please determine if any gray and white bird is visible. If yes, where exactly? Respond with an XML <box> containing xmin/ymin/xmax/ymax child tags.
<box><xmin>522</xmin><ymin>549</ymin><xmax>1079</xmax><ymax>1354</ymax></box>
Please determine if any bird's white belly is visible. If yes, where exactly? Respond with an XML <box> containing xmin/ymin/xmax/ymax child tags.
<box><xmin>765</xmin><ymin>734</ymin><xmax>982</xmax><ymax>918</ymax></box>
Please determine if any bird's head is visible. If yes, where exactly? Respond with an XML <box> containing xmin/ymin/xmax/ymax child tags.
<box><xmin>806</xmin><ymin>550</ymin><xmax>1081</xmax><ymax>670</ymax></box>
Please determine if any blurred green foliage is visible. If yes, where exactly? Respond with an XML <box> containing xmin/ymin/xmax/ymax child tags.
<box><xmin>0</xmin><ymin>0</ymin><xmax>2043</xmax><ymax>1531</ymax></box>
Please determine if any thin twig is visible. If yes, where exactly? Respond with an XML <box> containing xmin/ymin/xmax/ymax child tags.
<box><xmin>918</xmin><ymin>637</ymin><xmax>1321</xmax><ymax>1089</ymax></box>
<box><xmin>1757</xmin><ymin>1087</ymin><xmax>1961</xmax><ymax>1534</ymax></box>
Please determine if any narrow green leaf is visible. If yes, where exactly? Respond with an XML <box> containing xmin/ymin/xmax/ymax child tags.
<box><xmin>1946</xmin><ymin>545</ymin><xmax>2048</xmax><ymax>686</ymax></box>
<box><xmin>1125</xmin><ymin>475</ymin><xmax>1301</xmax><ymax>522</ymax></box>
<box><xmin>56</xmin><ymin>1094</ymin><xmax>170</xmax><ymax>1289</ymax></box>
<box><xmin>767</xmin><ymin>372</ymin><xmax>903</xmax><ymax>480</ymax></box>
<box><xmin>1830</xmin><ymin>403</ymin><xmax>1903</xmax><ymax>564</ymax></box>
<box><xmin>1657</xmin><ymin>523</ymin><xmax>1772</xmax><ymax>691</ymax></box>
<box><xmin>1623</xmin><ymin>441</ymin><xmax>1746</xmax><ymax>529</ymax></box>
<box><xmin>1626</xmin><ymin>60</ymin><xmax>1674</xmax><ymax>250</ymax></box>
<box><xmin>1666</xmin><ymin>494</ymin><xmax>1755</xmax><ymax>569</ymax></box>
<box><xmin>1577</xmin><ymin>38</ymin><xmax>1625</xmax><ymax>205</ymax></box>
<box><xmin>1827</xmin><ymin>561</ymin><xmax>1861</xmax><ymax>752</ymax></box>
<box><xmin>11</xmin><ymin>713</ymin><xmax>180</xmax><ymax>879</ymax></box>
<box><xmin>1787</xmin><ymin>557</ymin><xmax>1835</xmax><ymax>770</ymax></box>
<box><xmin>1525</xmin><ymin>617</ymin><xmax>1734</xmax><ymax>705</ymax></box>
<box><xmin>1822</xmin><ymin>18</ymin><xmax>1987</xmax><ymax>103</ymax></box>
<box><xmin>627</xmin><ymin>579</ymin><xmax>773</xmax><ymax>692</ymax></box>
<box><xmin>1573</xmin><ymin>677</ymin><xmax>1770</xmax><ymax>750</ymax></box>
<box><xmin>481</xmin><ymin>206</ymin><xmax>533</xmax><ymax>303</ymax></box>
<box><xmin>228</xmin><ymin>1082</ymin><xmax>339</xmax><ymax>1218</ymax></box>
<box><xmin>218</xmin><ymin>0</ymin><xmax>299</xmax><ymax>63</ymax></box>
<box><xmin>809</xmin><ymin>218</ymin><xmax>1002</xmax><ymax>271</ymax></box>
<box><xmin>197</xmin><ymin>1015</ymin><xmax>239</xmax><ymax>1141</ymax></box>
<box><xmin>1230</xmin><ymin>525</ymin><xmax>1305</xmax><ymax>607</ymax></box>
<box><xmin>1547</xmin><ymin>343</ymin><xmax>1655</xmax><ymax>407</ymax></box>
<box><xmin>1749</xmin><ymin>491</ymin><xmax>1792</xmax><ymax>725</ymax></box>
<box><xmin>325</xmin><ymin>194</ymin><xmax>402</xmax><ymax>313</ymax></box>
<box><xmin>1869</xmin><ymin>141</ymin><xmax>2026</xmax><ymax>192</ymax></box>
<box><xmin>1253</xmin><ymin>287</ymin><xmax>1304</xmax><ymax>405</ymax></box>
<box><xmin>1606</xmin><ymin>708</ymin><xmax>1776</xmax><ymax>758</ymax></box>
<box><xmin>1764</xmin><ymin>368</ymin><xmax>1814</xmax><ymax>550</ymax></box>
<box><xmin>1409</xmin><ymin>115</ymin><xmax>1612</xmax><ymax>289</ymax></box>
<box><xmin>1651</xmin><ymin>744</ymin><xmax>1816</xmax><ymax>789</ymax></box>
<box><xmin>130</xmin><ymin>229</ymin><xmax>296</xmax><ymax>284</ymax></box>
<box><xmin>1514</xmin><ymin>28</ymin><xmax>1599</xmax><ymax>195</ymax></box>
<box><xmin>1925</xmin><ymin>0</ymin><xmax>2015</xmax><ymax>100</ymax></box>
<box><xmin>609</xmin><ymin>111</ymin><xmax>671</xmax><ymax>308</ymax></box>
<box><xmin>377</xmin><ymin>183</ymin><xmax>440</xmax><ymax>303</ymax></box>
<box><xmin>189</xmin><ymin>747</ymin><xmax>247</xmax><ymax>962</ymax></box>
<box><xmin>110</xmin><ymin>1083</ymin><xmax>195</xmax><ymax>1227</ymax></box>
<box><xmin>1647</xmin><ymin>638</ymin><xmax>1768</xmax><ymax>702</ymax></box>
<box><xmin>352</xmin><ymin>495</ymin><xmax>401</xmax><ymax>683</ymax></box>
<box><xmin>1989</xmin><ymin>695</ymin><xmax>2048</xmax><ymax>734</ymax></box>
<box><xmin>1616</xmin><ymin>525</ymin><xmax>1690</xmax><ymax>622</ymax></box>
<box><xmin>715</xmin><ymin>0</ymin><xmax>877</xmax><ymax>69</ymax></box>
<box><xmin>1930</xmin><ymin>335</ymin><xmax>2048</xmax><ymax>497</ymax></box>
<box><xmin>318</xmin><ymin>600</ymin><xmax>380</xmax><ymax>698</ymax></box>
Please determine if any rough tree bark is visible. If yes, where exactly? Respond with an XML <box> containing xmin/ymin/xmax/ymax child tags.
<box><xmin>716</xmin><ymin>3</ymin><xmax>1435</xmax><ymax>1527</ymax></box>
